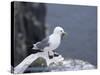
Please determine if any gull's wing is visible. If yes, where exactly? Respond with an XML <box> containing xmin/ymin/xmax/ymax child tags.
<box><xmin>35</xmin><ymin>37</ymin><xmax>50</xmax><ymax>49</ymax></box>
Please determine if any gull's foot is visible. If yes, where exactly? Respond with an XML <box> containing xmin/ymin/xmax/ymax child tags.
<box><xmin>53</xmin><ymin>51</ymin><xmax>59</xmax><ymax>57</ymax></box>
<box><xmin>54</xmin><ymin>53</ymin><xmax>59</xmax><ymax>57</ymax></box>
<box><xmin>49</xmin><ymin>55</ymin><xmax>53</xmax><ymax>59</ymax></box>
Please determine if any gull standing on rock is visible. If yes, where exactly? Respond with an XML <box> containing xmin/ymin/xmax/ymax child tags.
<box><xmin>32</xmin><ymin>26</ymin><xmax>67</xmax><ymax>58</ymax></box>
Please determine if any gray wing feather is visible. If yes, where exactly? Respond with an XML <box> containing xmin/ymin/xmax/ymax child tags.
<box><xmin>36</xmin><ymin>37</ymin><xmax>50</xmax><ymax>49</ymax></box>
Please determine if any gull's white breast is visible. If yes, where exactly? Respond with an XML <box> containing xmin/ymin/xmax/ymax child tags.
<box><xmin>44</xmin><ymin>34</ymin><xmax>61</xmax><ymax>51</ymax></box>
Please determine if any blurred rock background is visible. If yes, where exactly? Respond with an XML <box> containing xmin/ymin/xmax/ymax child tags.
<box><xmin>11</xmin><ymin>1</ymin><xmax>47</xmax><ymax>72</ymax></box>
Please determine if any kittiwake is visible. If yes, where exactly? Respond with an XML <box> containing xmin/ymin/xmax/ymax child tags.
<box><xmin>32</xmin><ymin>26</ymin><xmax>67</xmax><ymax>58</ymax></box>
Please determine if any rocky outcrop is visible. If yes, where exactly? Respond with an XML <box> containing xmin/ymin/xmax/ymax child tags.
<box><xmin>13</xmin><ymin>51</ymin><xmax>95</xmax><ymax>73</ymax></box>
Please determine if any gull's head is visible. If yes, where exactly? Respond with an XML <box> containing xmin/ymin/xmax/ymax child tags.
<box><xmin>53</xmin><ymin>26</ymin><xmax>67</xmax><ymax>37</ymax></box>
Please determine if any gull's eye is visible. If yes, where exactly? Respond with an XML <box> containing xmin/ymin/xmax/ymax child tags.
<box><xmin>60</xmin><ymin>30</ymin><xmax>62</xmax><ymax>32</ymax></box>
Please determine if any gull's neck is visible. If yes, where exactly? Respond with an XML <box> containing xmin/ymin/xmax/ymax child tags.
<box><xmin>52</xmin><ymin>33</ymin><xmax>61</xmax><ymax>40</ymax></box>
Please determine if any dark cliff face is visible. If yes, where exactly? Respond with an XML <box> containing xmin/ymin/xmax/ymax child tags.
<box><xmin>11</xmin><ymin>2</ymin><xmax>47</xmax><ymax>68</ymax></box>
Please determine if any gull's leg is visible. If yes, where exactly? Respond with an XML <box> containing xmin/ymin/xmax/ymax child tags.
<box><xmin>48</xmin><ymin>51</ymin><xmax>54</xmax><ymax>59</ymax></box>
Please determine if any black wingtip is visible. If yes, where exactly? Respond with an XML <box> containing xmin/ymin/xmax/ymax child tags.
<box><xmin>31</xmin><ymin>49</ymin><xmax>43</xmax><ymax>54</ymax></box>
